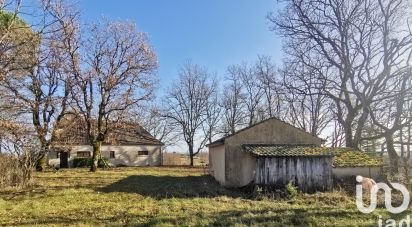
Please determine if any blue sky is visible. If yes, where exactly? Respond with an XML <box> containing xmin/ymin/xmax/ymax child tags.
<box><xmin>78</xmin><ymin>0</ymin><xmax>283</xmax><ymax>95</ymax></box>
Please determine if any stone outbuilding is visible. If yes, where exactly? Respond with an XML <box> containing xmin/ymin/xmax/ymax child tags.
<box><xmin>208</xmin><ymin>117</ymin><xmax>383</xmax><ymax>192</ymax></box>
<box><xmin>208</xmin><ymin>117</ymin><xmax>324</xmax><ymax>189</ymax></box>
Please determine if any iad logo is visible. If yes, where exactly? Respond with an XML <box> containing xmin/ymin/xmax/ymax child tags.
<box><xmin>356</xmin><ymin>176</ymin><xmax>410</xmax><ymax>214</ymax></box>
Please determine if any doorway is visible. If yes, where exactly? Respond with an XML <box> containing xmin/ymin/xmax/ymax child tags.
<box><xmin>60</xmin><ymin>151</ymin><xmax>69</xmax><ymax>168</ymax></box>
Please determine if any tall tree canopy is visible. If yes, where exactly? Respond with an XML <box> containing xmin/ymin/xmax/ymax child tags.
<box><xmin>0</xmin><ymin>9</ymin><xmax>39</xmax><ymax>80</ymax></box>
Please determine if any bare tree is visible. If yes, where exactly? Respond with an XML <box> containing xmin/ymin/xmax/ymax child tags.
<box><xmin>228</xmin><ymin>62</ymin><xmax>264</xmax><ymax>126</ymax></box>
<box><xmin>203</xmin><ymin>90</ymin><xmax>222</xmax><ymax>144</ymax></box>
<box><xmin>282</xmin><ymin>61</ymin><xmax>332</xmax><ymax>136</ymax></box>
<box><xmin>271</xmin><ymin>0</ymin><xmax>412</xmax><ymax>153</ymax></box>
<box><xmin>70</xmin><ymin>20</ymin><xmax>157</xmax><ymax>172</ymax></box>
<box><xmin>328</xmin><ymin>120</ymin><xmax>345</xmax><ymax>148</ymax></box>
<box><xmin>221</xmin><ymin>67</ymin><xmax>246</xmax><ymax>135</ymax></box>
<box><xmin>235</xmin><ymin>62</ymin><xmax>264</xmax><ymax>126</ymax></box>
<box><xmin>163</xmin><ymin>63</ymin><xmax>216</xmax><ymax>166</ymax></box>
<box><xmin>0</xmin><ymin>0</ymin><xmax>77</xmax><ymax>171</ymax></box>
<box><xmin>135</xmin><ymin>105</ymin><xmax>180</xmax><ymax>148</ymax></box>
<box><xmin>221</xmin><ymin>56</ymin><xmax>285</xmax><ymax>134</ymax></box>
<box><xmin>398</xmin><ymin>113</ymin><xmax>412</xmax><ymax>179</ymax></box>
<box><xmin>255</xmin><ymin>55</ymin><xmax>284</xmax><ymax>119</ymax></box>
<box><xmin>365</xmin><ymin>70</ymin><xmax>412</xmax><ymax>173</ymax></box>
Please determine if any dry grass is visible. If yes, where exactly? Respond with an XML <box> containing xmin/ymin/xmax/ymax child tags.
<box><xmin>0</xmin><ymin>167</ymin><xmax>410</xmax><ymax>226</ymax></box>
<box><xmin>162</xmin><ymin>151</ymin><xmax>208</xmax><ymax>166</ymax></box>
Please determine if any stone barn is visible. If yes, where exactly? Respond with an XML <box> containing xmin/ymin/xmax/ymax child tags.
<box><xmin>207</xmin><ymin>117</ymin><xmax>325</xmax><ymax>190</ymax></box>
<box><xmin>208</xmin><ymin>117</ymin><xmax>383</xmax><ymax>192</ymax></box>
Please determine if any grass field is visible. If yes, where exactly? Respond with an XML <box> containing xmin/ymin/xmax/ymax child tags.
<box><xmin>162</xmin><ymin>152</ymin><xmax>208</xmax><ymax>166</ymax></box>
<box><xmin>0</xmin><ymin>167</ymin><xmax>410</xmax><ymax>226</ymax></box>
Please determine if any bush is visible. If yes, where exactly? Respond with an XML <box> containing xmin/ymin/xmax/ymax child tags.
<box><xmin>73</xmin><ymin>157</ymin><xmax>109</xmax><ymax>168</ymax></box>
<box><xmin>286</xmin><ymin>182</ymin><xmax>299</xmax><ymax>199</ymax></box>
<box><xmin>253</xmin><ymin>186</ymin><xmax>264</xmax><ymax>200</ymax></box>
<box><xmin>0</xmin><ymin>154</ymin><xmax>33</xmax><ymax>188</ymax></box>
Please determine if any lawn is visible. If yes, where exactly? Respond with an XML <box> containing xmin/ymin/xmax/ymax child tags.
<box><xmin>0</xmin><ymin>167</ymin><xmax>410</xmax><ymax>226</ymax></box>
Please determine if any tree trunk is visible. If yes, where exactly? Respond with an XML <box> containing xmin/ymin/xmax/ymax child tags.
<box><xmin>36</xmin><ymin>145</ymin><xmax>49</xmax><ymax>172</ymax></box>
<box><xmin>90</xmin><ymin>141</ymin><xmax>101</xmax><ymax>172</ymax></box>
<box><xmin>188</xmin><ymin>145</ymin><xmax>194</xmax><ymax>167</ymax></box>
<box><xmin>230</xmin><ymin>124</ymin><xmax>236</xmax><ymax>135</ymax></box>
<box><xmin>344</xmin><ymin>127</ymin><xmax>356</xmax><ymax>149</ymax></box>
<box><xmin>22</xmin><ymin>167</ymin><xmax>32</xmax><ymax>186</ymax></box>
<box><xmin>386</xmin><ymin>135</ymin><xmax>399</xmax><ymax>174</ymax></box>
<box><xmin>36</xmin><ymin>152</ymin><xmax>48</xmax><ymax>171</ymax></box>
<box><xmin>190</xmin><ymin>155</ymin><xmax>194</xmax><ymax>166</ymax></box>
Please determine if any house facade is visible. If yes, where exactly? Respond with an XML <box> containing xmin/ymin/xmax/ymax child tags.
<box><xmin>48</xmin><ymin>119</ymin><xmax>163</xmax><ymax>168</ymax></box>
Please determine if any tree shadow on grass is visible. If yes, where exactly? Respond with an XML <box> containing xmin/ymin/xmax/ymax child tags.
<box><xmin>141</xmin><ymin>207</ymin><xmax>381</xmax><ymax>226</ymax></box>
<box><xmin>96</xmin><ymin>175</ymin><xmax>244</xmax><ymax>199</ymax></box>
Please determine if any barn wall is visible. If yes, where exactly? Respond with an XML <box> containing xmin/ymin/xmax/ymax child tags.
<box><xmin>255</xmin><ymin>156</ymin><xmax>332</xmax><ymax>192</ymax></box>
<box><xmin>224</xmin><ymin>118</ymin><xmax>323</xmax><ymax>187</ymax></box>
<box><xmin>48</xmin><ymin>145</ymin><xmax>162</xmax><ymax>167</ymax></box>
<box><xmin>333</xmin><ymin>167</ymin><xmax>381</xmax><ymax>179</ymax></box>
<box><xmin>208</xmin><ymin>144</ymin><xmax>226</xmax><ymax>185</ymax></box>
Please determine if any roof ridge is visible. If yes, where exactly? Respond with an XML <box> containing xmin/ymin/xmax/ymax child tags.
<box><xmin>55</xmin><ymin>116</ymin><xmax>164</xmax><ymax>146</ymax></box>
<box><xmin>243</xmin><ymin>144</ymin><xmax>332</xmax><ymax>157</ymax></box>
<box><xmin>242</xmin><ymin>144</ymin><xmax>317</xmax><ymax>147</ymax></box>
<box><xmin>208</xmin><ymin>117</ymin><xmax>323</xmax><ymax>146</ymax></box>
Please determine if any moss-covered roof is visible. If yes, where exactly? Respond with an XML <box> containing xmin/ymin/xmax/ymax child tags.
<box><xmin>242</xmin><ymin>144</ymin><xmax>331</xmax><ymax>157</ymax></box>
<box><xmin>242</xmin><ymin>145</ymin><xmax>383</xmax><ymax>167</ymax></box>
<box><xmin>332</xmin><ymin>149</ymin><xmax>382</xmax><ymax>167</ymax></box>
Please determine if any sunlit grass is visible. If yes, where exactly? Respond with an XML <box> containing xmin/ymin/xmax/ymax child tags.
<box><xmin>0</xmin><ymin>167</ymin><xmax>409</xmax><ymax>226</ymax></box>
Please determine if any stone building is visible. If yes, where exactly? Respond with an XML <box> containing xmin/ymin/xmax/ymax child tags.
<box><xmin>208</xmin><ymin>117</ymin><xmax>382</xmax><ymax>192</ymax></box>
<box><xmin>48</xmin><ymin>118</ymin><xmax>163</xmax><ymax>168</ymax></box>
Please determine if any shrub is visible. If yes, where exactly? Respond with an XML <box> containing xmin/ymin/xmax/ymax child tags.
<box><xmin>0</xmin><ymin>154</ymin><xmax>33</xmax><ymax>188</ymax></box>
<box><xmin>253</xmin><ymin>186</ymin><xmax>264</xmax><ymax>200</ymax></box>
<box><xmin>285</xmin><ymin>182</ymin><xmax>299</xmax><ymax>199</ymax></box>
<box><xmin>73</xmin><ymin>157</ymin><xmax>109</xmax><ymax>168</ymax></box>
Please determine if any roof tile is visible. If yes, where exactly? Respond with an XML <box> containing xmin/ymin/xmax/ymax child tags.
<box><xmin>242</xmin><ymin>144</ymin><xmax>382</xmax><ymax>167</ymax></box>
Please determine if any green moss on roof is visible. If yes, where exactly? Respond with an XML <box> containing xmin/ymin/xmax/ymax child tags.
<box><xmin>242</xmin><ymin>145</ymin><xmax>382</xmax><ymax>167</ymax></box>
<box><xmin>243</xmin><ymin>145</ymin><xmax>332</xmax><ymax>157</ymax></box>
<box><xmin>332</xmin><ymin>150</ymin><xmax>382</xmax><ymax>167</ymax></box>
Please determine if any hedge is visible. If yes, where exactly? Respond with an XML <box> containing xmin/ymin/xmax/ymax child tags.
<box><xmin>73</xmin><ymin>157</ymin><xmax>109</xmax><ymax>168</ymax></box>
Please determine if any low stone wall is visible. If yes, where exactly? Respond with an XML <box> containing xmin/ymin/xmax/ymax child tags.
<box><xmin>333</xmin><ymin>167</ymin><xmax>382</xmax><ymax>179</ymax></box>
